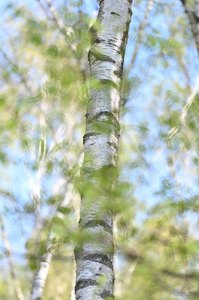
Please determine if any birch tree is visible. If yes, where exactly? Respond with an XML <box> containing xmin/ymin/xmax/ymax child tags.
<box><xmin>75</xmin><ymin>1</ymin><xmax>133</xmax><ymax>299</ymax></box>
<box><xmin>1</xmin><ymin>1</ymin><xmax>199</xmax><ymax>299</ymax></box>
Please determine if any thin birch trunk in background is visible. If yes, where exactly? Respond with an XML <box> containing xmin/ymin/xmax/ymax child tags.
<box><xmin>30</xmin><ymin>239</ymin><xmax>54</xmax><ymax>300</ymax></box>
<box><xmin>0</xmin><ymin>217</ymin><xmax>25</xmax><ymax>300</ymax></box>
<box><xmin>30</xmin><ymin>183</ymin><xmax>75</xmax><ymax>300</ymax></box>
<box><xmin>180</xmin><ymin>0</ymin><xmax>199</xmax><ymax>53</ymax></box>
<box><xmin>75</xmin><ymin>1</ymin><xmax>133</xmax><ymax>299</ymax></box>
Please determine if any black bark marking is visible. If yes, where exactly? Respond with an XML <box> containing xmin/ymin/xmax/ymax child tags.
<box><xmin>82</xmin><ymin>254</ymin><xmax>113</xmax><ymax>270</ymax></box>
<box><xmin>95</xmin><ymin>38</ymin><xmax>106</xmax><ymax>44</ymax></box>
<box><xmin>88</xmin><ymin>110</ymin><xmax>120</xmax><ymax>130</ymax></box>
<box><xmin>83</xmin><ymin>132</ymin><xmax>100</xmax><ymax>144</ymax></box>
<box><xmin>111</xmin><ymin>12</ymin><xmax>120</xmax><ymax>16</ymax></box>
<box><xmin>100</xmin><ymin>290</ymin><xmax>114</xmax><ymax>299</ymax></box>
<box><xmin>107</xmin><ymin>38</ymin><xmax>118</xmax><ymax>47</ymax></box>
<box><xmin>86</xmin><ymin>117</ymin><xmax>120</xmax><ymax>139</ymax></box>
<box><xmin>120</xmin><ymin>30</ymin><xmax>128</xmax><ymax>54</ymax></box>
<box><xmin>119</xmin><ymin>4</ymin><xmax>132</xmax><ymax>71</ymax></box>
<box><xmin>128</xmin><ymin>7</ymin><xmax>133</xmax><ymax>17</ymax></box>
<box><xmin>89</xmin><ymin>49</ymin><xmax>116</xmax><ymax>64</ymax></box>
<box><xmin>75</xmin><ymin>279</ymin><xmax>98</xmax><ymax>292</ymax></box>
<box><xmin>107</xmin><ymin>141</ymin><xmax>118</xmax><ymax>151</ymax></box>
<box><xmin>80</xmin><ymin>220</ymin><xmax>113</xmax><ymax>234</ymax></box>
<box><xmin>192</xmin><ymin>12</ymin><xmax>199</xmax><ymax>23</ymax></box>
<box><xmin>113</xmin><ymin>69</ymin><xmax>122</xmax><ymax>78</ymax></box>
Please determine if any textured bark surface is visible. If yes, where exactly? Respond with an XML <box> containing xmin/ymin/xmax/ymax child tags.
<box><xmin>75</xmin><ymin>1</ymin><xmax>132</xmax><ymax>299</ymax></box>
<box><xmin>181</xmin><ymin>0</ymin><xmax>199</xmax><ymax>53</ymax></box>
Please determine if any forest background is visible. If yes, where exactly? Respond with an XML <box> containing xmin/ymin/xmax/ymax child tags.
<box><xmin>0</xmin><ymin>0</ymin><xmax>199</xmax><ymax>299</ymax></box>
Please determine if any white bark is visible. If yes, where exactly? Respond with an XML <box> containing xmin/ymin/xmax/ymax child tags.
<box><xmin>30</xmin><ymin>244</ymin><xmax>54</xmax><ymax>300</ymax></box>
<box><xmin>75</xmin><ymin>1</ymin><xmax>133</xmax><ymax>299</ymax></box>
<box><xmin>181</xmin><ymin>0</ymin><xmax>199</xmax><ymax>53</ymax></box>
<box><xmin>30</xmin><ymin>184</ymin><xmax>75</xmax><ymax>300</ymax></box>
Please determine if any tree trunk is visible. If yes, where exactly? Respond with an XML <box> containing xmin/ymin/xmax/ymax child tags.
<box><xmin>30</xmin><ymin>184</ymin><xmax>75</xmax><ymax>300</ymax></box>
<box><xmin>181</xmin><ymin>0</ymin><xmax>199</xmax><ymax>53</ymax></box>
<box><xmin>30</xmin><ymin>243</ymin><xmax>54</xmax><ymax>300</ymax></box>
<box><xmin>75</xmin><ymin>1</ymin><xmax>132</xmax><ymax>299</ymax></box>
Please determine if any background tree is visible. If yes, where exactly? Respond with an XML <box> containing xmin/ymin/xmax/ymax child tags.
<box><xmin>180</xmin><ymin>0</ymin><xmax>199</xmax><ymax>53</ymax></box>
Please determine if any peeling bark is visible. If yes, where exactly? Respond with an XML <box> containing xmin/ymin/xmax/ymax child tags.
<box><xmin>180</xmin><ymin>0</ymin><xmax>199</xmax><ymax>53</ymax></box>
<box><xmin>75</xmin><ymin>1</ymin><xmax>133</xmax><ymax>299</ymax></box>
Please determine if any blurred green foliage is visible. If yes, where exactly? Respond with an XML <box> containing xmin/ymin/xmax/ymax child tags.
<box><xmin>0</xmin><ymin>0</ymin><xmax>199</xmax><ymax>299</ymax></box>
